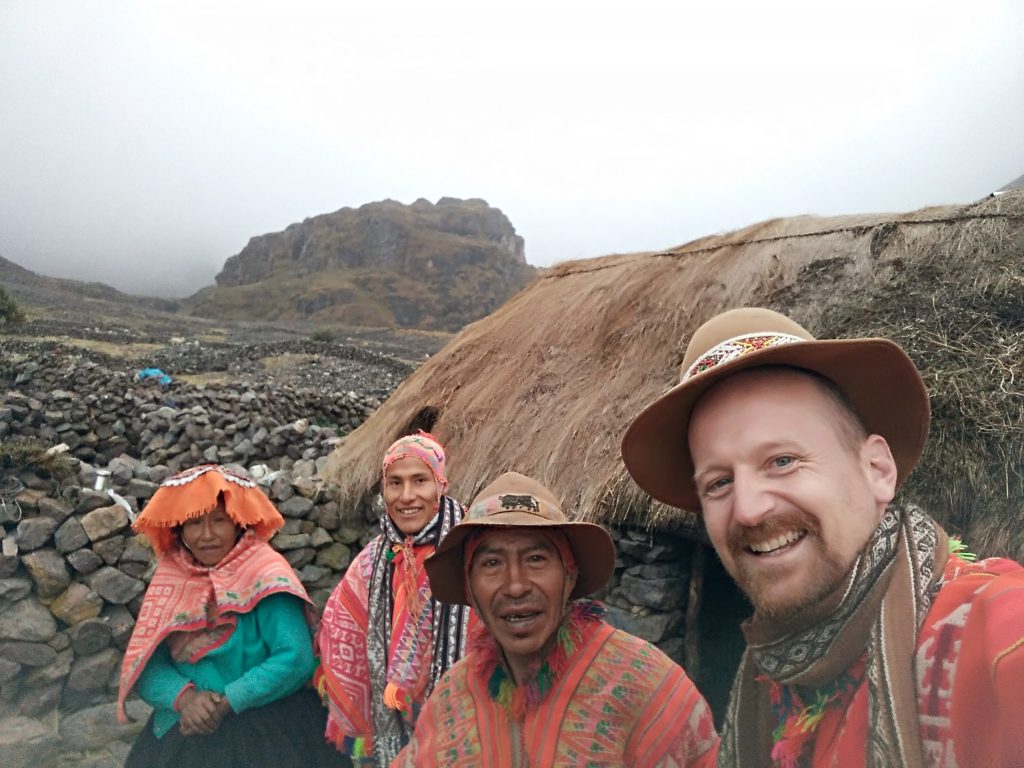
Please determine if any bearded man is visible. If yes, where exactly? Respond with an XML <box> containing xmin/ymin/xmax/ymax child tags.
<box><xmin>621</xmin><ymin>307</ymin><xmax>1024</xmax><ymax>767</ymax></box>
<box><xmin>394</xmin><ymin>471</ymin><xmax>718</xmax><ymax>767</ymax></box>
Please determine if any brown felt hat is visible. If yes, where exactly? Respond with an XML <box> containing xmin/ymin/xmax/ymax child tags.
<box><xmin>620</xmin><ymin>307</ymin><xmax>930</xmax><ymax>511</ymax></box>
<box><xmin>425</xmin><ymin>472</ymin><xmax>616</xmax><ymax>605</ymax></box>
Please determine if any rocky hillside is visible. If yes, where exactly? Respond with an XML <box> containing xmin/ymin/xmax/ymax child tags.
<box><xmin>184</xmin><ymin>197</ymin><xmax>537</xmax><ymax>331</ymax></box>
<box><xmin>0</xmin><ymin>256</ymin><xmax>178</xmax><ymax>314</ymax></box>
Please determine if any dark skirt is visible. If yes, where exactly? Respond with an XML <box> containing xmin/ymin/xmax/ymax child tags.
<box><xmin>126</xmin><ymin>687</ymin><xmax>352</xmax><ymax>768</ymax></box>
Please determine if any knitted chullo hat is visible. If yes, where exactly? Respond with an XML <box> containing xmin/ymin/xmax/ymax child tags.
<box><xmin>133</xmin><ymin>464</ymin><xmax>284</xmax><ymax>555</ymax></box>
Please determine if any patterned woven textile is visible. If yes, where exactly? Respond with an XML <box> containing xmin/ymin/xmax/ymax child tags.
<box><xmin>394</xmin><ymin>605</ymin><xmax>718</xmax><ymax>767</ymax></box>
<box><xmin>719</xmin><ymin>505</ymin><xmax>1024</xmax><ymax>767</ymax></box>
<box><xmin>315</xmin><ymin>495</ymin><xmax>469</xmax><ymax>767</ymax></box>
<box><xmin>117</xmin><ymin>532</ymin><xmax>311</xmax><ymax>722</ymax></box>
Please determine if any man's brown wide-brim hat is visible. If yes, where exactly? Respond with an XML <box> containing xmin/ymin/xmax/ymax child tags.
<box><xmin>425</xmin><ymin>471</ymin><xmax>616</xmax><ymax>606</ymax></box>
<box><xmin>620</xmin><ymin>307</ymin><xmax>930</xmax><ymax>511</ymax></box>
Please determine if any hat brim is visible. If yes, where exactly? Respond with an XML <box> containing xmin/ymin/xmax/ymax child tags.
<box><xmin>425</xmin><ymin>511</ymin><xmax>617</xmax><ymax>605</ymax></box>
<box><xmin>621</xmin><ymin>337</ymin><xmax>930</xmax><ymax>511</ymax></box>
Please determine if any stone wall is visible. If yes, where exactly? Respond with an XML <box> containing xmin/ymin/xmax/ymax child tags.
<box><xmin>0</xmin><ymin>348</ymin><xmax>694</xmax><ymax>766</ymax></box>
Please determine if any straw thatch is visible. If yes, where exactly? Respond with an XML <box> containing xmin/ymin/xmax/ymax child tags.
<box><xmin>325</xmin><ymin>190</ymin><xmax>1024</xmax><ymax>560</ymax></box>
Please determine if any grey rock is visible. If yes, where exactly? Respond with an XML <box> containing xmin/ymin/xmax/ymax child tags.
<box><xmin>101</xmin><ymin>605</ymin><xmax>135</xmax><ymax>649</ymax></box>
<box><xmin>309</xmin><ymin>527</ymin><xmax>333</xmax><ymax>548</ymax></box>
<box><xmin>284</xmin><ymin>547</ymin><xmax>316</xmax><ymax>569</ymax></box>
<box><xmin>18</xmin><ymin>680</ymin><xmax>64</xmax><ymax>717</ymax></box>
<box><xmin>0</xmin><ymin>641</ymin><xmax>58</xmax><ymax>666</ymax></box>
<box><xmin>618</xmin><ymin>572</ymin><xmax>688</xmax><ymax>612</ymax></box>
<box><xmin>272</xmin><ymin>533</ymin><xmax>311</xmax><ymax>550</ymax></box>
<box><xmin>69</xmin><ymin>618</ymin><xmax>113</xmax><ymax>655</ymax></box>
<box><xmin>0</xmin><ymin>577</ymin><xmax>32</xmax><ymax>602</ymax></box>
<box><xmin>93</xmin><ymin>535</ymin><xmax>126</xmax><ymax>565</ymax></box>
<box><xmin>315</xmin><ymin>542</ymin><xmax>352</xmax><ymax>571</ymax></box>
<box><xmin>21</xmin><ymin>548</ymin><xmax>71</xmax><ymax>600</ymax></box>
<box><xmin>0</xmin><ymin>598</ymin><xmax>57</xmax><ymax>641</ymax></box>
<box><xmin>119</xmin><ymin>536</ymin><xmax>152</xmax><ymax>565</ymax></box>
<box><xmin>315</xmin><ymin>501</ymin><xmax>341</xmax><ymax>531</ymax></box>
<box><xmin>0</xmin><ymin>658</ymin><xmax>21</xmax><ymax>684</ymax></box>
<box><xmin>0</xmin><ymin>552</ymin><xmax>17</xmax><ymax>578</ymax></box>
<box><xmin>55</xmin><ymin>515</ymin><xmax>90</xmax><ymax>553</ymax></box>
<box><xmin>124</xmin><ymin>478</ymin><xmax>158</xmax><ymax>499</ymax></box>
<box><xmin>36</xmin><ymin>497</ymin><xmax>72</xmax><ymax>523</ymax></box>
<box><xmin>75</xmin><ymin>489</ymin><xmax>115</xmax><ymax>515</ymax></box>
<box><xmin>603</xmin><ymin>605</ymin><xmax>685</xmax><ymax>644</ymax></box>
<box><xmin>270</xmin><ymin>475</ymin><xmax>294</xmax><ymax>501</ymax></box>
<box><xmin>24</xmin><ymin>648</ymin><xmax>71</xmax><ymax>685</ymax></box>
<box><xmin>625</xmin><ymin>562</ymin><xmax>684</xmax><ymax>580</ymax></box>
<box><xmin>49</xmin><ymin>583</ymin><xmax>104</xmax><ymax>625</ymax></box>
<box><xmin>58</xmin><ymin>699</ymin><xmax>152</xmax><ymax>751</ymax></box>
<box><xmin>0</xmin><ymin>715</ymin><xmax>61</xmax><ymax>768</ymax></box>
<box><xmin>67</xmin><ymin>647</ymin><xmax>121</xmax><ymax>693</ymax></box>
<box><xmin>108</xmin><ymin>458</ymin><xmax>135</xmax><ymax>485</ymax></box>
<box><xmin>278</xmin><ymin>495</ymin><xmax>313</xmax><ymax>517</ymax></box>
<box><xmin>14</xmin><ymin>517</ymin><xmax>58</xmax><ymax>551</ymax></box>
<box><xmin>67</xmin><ymin>548</ymin><xmax>104</xmax><ymax>574</ymax></box>
<box><xmin>81</xmin><ymin>504</ymin><xmax>130</xmax><ymax>541</ymax></box>
<box><xmin>87</xmin><ymin>567</ymin><xmax>144</xmax><ymax>604</ymax></box>
<box><xmin>47</xmin><ymin>630</ymin><xmax>70</xmax><ymax>651</ymax></box>
<box><xmin>299</xmin><ymin>564</ymin><xmax>330</xmax><ymax>584</ymax></box>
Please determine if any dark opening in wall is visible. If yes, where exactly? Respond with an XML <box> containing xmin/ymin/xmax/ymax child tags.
<box><xmin>397</xmin><ymin>406</ymin><xmax>439</xmax><ymax>438</ymax></box>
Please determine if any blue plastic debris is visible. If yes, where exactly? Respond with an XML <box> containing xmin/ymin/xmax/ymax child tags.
<box><xmin>137</xmin><ymin>368</ymin><xmax>172</xmax><ymax>385</ymax></box>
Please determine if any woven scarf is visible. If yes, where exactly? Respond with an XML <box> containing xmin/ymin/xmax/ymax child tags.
<box><xmin>116</xmin><ymin>532</ymin><xmax>311</xmax><ymax>722</ymax></box>
<box><xmin>718</xmin><ymin>504</ymin><xmax>949</xmax><ymax>768</ymax></box>
<box><xmin>364</xmin><ymin>494</ymin><xmax>469</xmax><ymax>766</ymax></box>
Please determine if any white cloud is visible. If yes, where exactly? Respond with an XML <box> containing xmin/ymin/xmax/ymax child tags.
<box><xmin>1</xmin><ymin>0</ymin><xmax>1021</xmax><ymax>295</ymax></box>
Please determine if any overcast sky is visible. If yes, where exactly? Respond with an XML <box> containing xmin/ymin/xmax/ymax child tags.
<box><xmin>1</xmin><ymin>0</ymin><xmax>1022</xmax><ymax>298</ymax></box>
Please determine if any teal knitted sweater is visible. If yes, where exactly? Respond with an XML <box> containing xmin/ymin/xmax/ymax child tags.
<box><xmin>135</xmin><ymin>592</ymin><xmax>314</xmax><ymax>737</ymax></box>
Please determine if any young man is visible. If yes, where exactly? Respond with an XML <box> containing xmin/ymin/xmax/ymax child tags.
<box><xmin>621</xmin><ymin>306</ymin><xmax>1024</xmax><ymax>767</ymax></box>
<box><xmin>316</xmin><ymin>432</ymin><xmax>470</xmax><ymax>768</ymax></box>
<box><xmin>394</xmin><ymin>471</ymin><xmax>718</xmax><ymax>767</ymax></box>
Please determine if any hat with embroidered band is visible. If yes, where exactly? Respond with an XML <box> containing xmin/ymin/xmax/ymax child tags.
<box><xmin>424</xmin><ymin>471</ymin><xmax>616</xmax><ymax>605</ymax></box>
<box><xmin>620</xmin><ymin>307</ymin><xmax>930</xmax><ymax>511</ymax></box>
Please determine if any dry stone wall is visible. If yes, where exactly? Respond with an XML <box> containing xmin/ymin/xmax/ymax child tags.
<box><xmin>0</xmin><ymin>343</ymin><xmax>692</xmax><ymax>766</ymax></box>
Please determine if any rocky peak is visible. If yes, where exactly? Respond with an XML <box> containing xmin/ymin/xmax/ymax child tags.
<box><xmin>215</xmin><ymin>197</ymin><xmax>526</xmax><ymax>288</ymax></box>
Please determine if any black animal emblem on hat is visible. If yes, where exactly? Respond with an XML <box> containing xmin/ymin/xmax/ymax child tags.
<box><xmin>499</xmin><ymin>494</ymin><xmax>540</xmax><ymax>513</ymax></box>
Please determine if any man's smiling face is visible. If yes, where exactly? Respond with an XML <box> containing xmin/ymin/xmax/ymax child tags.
<box><xmin>688</xmin><ymin>368</ymin><xmax>896</xmax><ymax>620</ymax></box>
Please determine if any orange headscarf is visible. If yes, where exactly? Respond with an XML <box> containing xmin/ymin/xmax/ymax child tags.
<box><xmin>133</xmin><ymin>464</ymin><xmax>284</xmax><ymax>555</ymax></box>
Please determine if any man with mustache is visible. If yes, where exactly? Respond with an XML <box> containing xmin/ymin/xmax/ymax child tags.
<box><xmin>393</xmin><ymin>471</ymin><xmax>718</xmax><ymax>767</ymax></box>
<box><xmin>621</xmin><ymin>307</ymin><xmax>1024</xmax><ymax>767</ymax></box>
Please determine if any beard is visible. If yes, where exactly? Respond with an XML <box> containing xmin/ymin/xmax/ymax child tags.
<box><xmin>727</xmin><ymin>512</ymin><xmax>853</xmax><ymax>622</ymax></box>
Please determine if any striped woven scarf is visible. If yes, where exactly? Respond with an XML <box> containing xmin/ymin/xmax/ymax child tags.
<box><xmin>718</xmin><ymin>505</ymin><xmax>949</xmax><ymax>767</ymax></box>
<box><xmin>365</xmin><ymin>495</ymin><xmax>469</xmax><ymax>766</ymax></box>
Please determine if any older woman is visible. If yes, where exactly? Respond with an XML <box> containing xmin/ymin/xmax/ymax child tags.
<box><xmin>315</xmin><ymin>432</ymin><xmax>471</xmax><ymax>767</ymax></box>
<box><xmin>117</xmin><ymin>464</ymin><xmax>344</xmax><ymax>768</ymax></box>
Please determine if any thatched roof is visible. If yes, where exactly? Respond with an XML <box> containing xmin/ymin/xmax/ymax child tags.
<box><xmin>325</xmin><ymin>191</ymin><xmax>1024</xmax><ymax>560</ymax></box>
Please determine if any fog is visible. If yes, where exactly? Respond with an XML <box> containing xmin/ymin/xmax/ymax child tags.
<box><xmin>1</xmin><ymin>0</ymin><xmax>1021</xmax><ymax>297</ymax></box>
